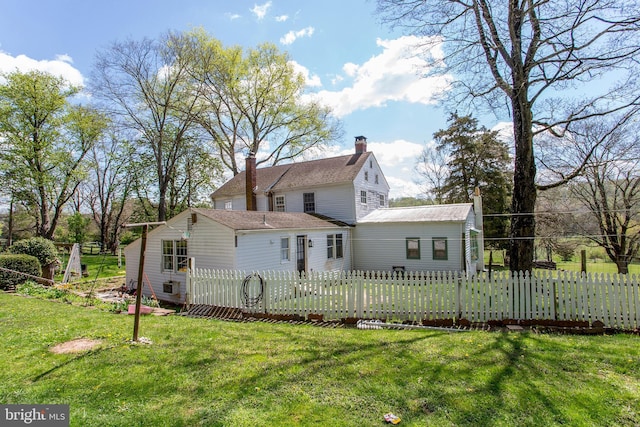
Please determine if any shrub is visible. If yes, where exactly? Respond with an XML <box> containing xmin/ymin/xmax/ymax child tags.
<box><xmin>7</xmin><ymin>237</ymin><xmax>58</xmax><ymax>267</ymax></box>
<box><xmin>0</xmin><ymin>254</ymin><xmax>42</xmax><ymax>289</ymax></box>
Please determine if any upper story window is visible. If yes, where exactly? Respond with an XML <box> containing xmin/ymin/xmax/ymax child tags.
<box><xmin>375</xmin><ymin>174</ymin><xmax>379</xmax><ymax>184</ymax></box>
<box><xmin>303</xmin><ymin>192</ymin><xmax>315</xmax><ymax>213</ymax></box>
<box><xmin>360</xmin><ymin>190</ymin><xmax>367</xmax><ymax>204</ymax></box>
<box><xmin>224</xmin><ymin>200</ymin><xmax>232</xmax><ymax>210</ymax></box>
<box><xmin>364</xmin><ymin>171</ymin><xmax>369</xmax><ymax>181</ymax></box>
<box><xmin>275</xmin><ymin>195</ymin><xmax>285</xmax><ymax>212</ymax></box>
<box><xmin>162</xmin><ymin>240</ymin><xmax>188</xmax><ymax>272</ymax></box>
<box><xmin>369</xmin><ymin>160</ymin><xmax>373</xmax><ymax>168</ymax></box>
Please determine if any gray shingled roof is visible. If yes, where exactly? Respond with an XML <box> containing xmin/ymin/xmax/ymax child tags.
<box><xmin>357</xmin><ymin>204</ymin><xmax>474</xmax><ymax>223</ymax></box>
<box><xmin>211</xmin><ymin>152</ymin><xmax>373</xmax><ymax>198</ymax></box>
<box><xmin>192</xmin><ymin>208</ymin><xmax>343</xmax><ymax>231</ymax></box>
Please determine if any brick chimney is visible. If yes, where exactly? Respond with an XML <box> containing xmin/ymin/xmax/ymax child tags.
<box><xmin>355</xmin><ymin>135</ymin><xmax>367</xmax><ymax>154</ymax></box>
<box><xmin>245</xmin><ymin>152</ymin><xmax>257</xmax><ymax>211</ymax></box>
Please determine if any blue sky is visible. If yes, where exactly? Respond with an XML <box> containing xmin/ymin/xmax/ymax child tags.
<box><xmin>0</xmin><ymin>0</ymin><xmax>500</xmax><ymax>198</ymax></box>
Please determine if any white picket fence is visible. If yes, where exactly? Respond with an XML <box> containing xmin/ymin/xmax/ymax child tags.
<box><xmin>186</xmin><ymin>268</ymin><xmax>640</xmax><ymax>330</ymax></box>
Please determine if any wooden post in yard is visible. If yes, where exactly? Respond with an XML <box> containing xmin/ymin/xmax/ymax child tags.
<box><xmin>132</xmin><ymin>224</ymin><xmax>148</xmax><ymax>342</ymax></box>
<box><xmin>124</xmin><ymin>221</ymin><xmax>166</xmax><ymax>342</ymax></box>
<box><xmin>581</xmin><ymin>250</ymin><xmax>587</xmax><ymax>274</ymax></box>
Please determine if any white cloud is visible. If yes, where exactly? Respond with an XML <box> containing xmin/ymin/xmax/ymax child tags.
<box><xmin>226</xmin><ymin>13</ymin><xmax>241</xmax><ymax>20</ymax></box>
<box><xmin>386</xmin><ymin>175</ymin><xmax>423</xmax><ymax>199</ymax></box>
<box><xmin>275</xmin><ymin>15</ymin><xmax>289</xmax><ymax>22</ymax></box>
<box><xmin>289</xmin><ymin>60</ymin><xmax>322</xmax><ymax>87</ymax></box>
<box><xmin>367</xmin><ymin>139</ymin><xmax>424</xmax><ymax>169</ymax></box>
<box><xmin>328</xmin><ymin>138</ymin><xmax>425</xmax><ymax>199</ymax></box>
<box><xmin>250</xmin><ymin>1</ymin><xmax>272</xmax><ymax>20</ymax></box>
<box><xmin>0</xmin><ymin>51</ymin><xmax>84</xmax><ymax>87</ymax></box>
<box><xmin>307</xmin><ymin>35</ymin><xmax>452</xmax><ymax>118</ymax></box>
<box><xmin>280</xmin><ymin>26</ymin><xmax>315</xmax><ymax>45</ymax></box>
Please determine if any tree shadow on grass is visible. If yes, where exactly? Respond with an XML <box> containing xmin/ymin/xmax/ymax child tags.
<box><xmin>32</xmin><ymin>346</ymin><xmax>114</xmax><ymax>383</ymax></box>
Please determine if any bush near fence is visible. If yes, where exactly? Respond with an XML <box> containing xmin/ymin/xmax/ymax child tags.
<box><xmin>187</xmin><ymin>269</ymin><xmax>640</xmax><ymax>331</ymax></box>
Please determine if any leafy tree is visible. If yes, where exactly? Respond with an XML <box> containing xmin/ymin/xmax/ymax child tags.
<box><xmin>66</xmin><ymin>212</ymin><xmax>91</xmax><ymax>245</ymax></box>
<box><xmin>423</xmin><ymin>113</ymin><xmax>512</xmax><ymax>249</ymax></box>
<box><xmin>377</xmin><ymin>0</ymin><xmax>640</xmax><ymax>271</ymax></box>
<box><xmin>0</xmin><ymin>70</ymin><xmax>107</xmax><ymax>239</ymax></box>
<box><xmin>181</xmin><ymin>29</ymin><xmax>343</xmax><ymax>174</ymax></box>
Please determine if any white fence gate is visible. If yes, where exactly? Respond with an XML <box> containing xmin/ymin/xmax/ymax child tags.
<box><xmin>186</xmin><ymin>268</ymin><xmax>640</xmax><ymax>330</ymax></box>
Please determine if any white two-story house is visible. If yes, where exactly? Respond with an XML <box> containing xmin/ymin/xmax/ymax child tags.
<box><xmin>125</xmin><ymin>136</ymin><xmax>484</xmax><ymax>304</ymax></box>
<box><xmin>210</xmin><ymin>136</ymin><xmax>390</xmax><ymax>225</ymax></box>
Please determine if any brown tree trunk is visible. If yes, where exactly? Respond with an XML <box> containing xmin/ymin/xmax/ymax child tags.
<box><xmin>616</xmin><ymin>259</ymin><xmax>629</xmax><ymax>274</ymax></box>
<box><xmin>509</xmin><ymin>85</ymin><xmax>536</xmax><ymax>272</ymax></box>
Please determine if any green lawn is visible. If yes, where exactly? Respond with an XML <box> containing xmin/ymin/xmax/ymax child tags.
<box><xmin>56</xmin><ymin>253</ymin><xmax>126</xmax><ymax>282</ymax></box>
<box><xmin>1</xmin><ymin>293</ymin><xmax>639</xmax><ymax>426</ymax></box>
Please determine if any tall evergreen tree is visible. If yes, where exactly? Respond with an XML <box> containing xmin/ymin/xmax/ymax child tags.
<box><xmin>430</xmin><ymin>113</ymin><xmax>512</xmax><ymax>248</ymax></box>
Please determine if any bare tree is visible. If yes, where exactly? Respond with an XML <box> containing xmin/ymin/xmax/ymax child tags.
<box><xmin>377</xmin><ymin>0</ymin><xmax>640</xmax><ymax>271</ymax></box>
<box><xmin>415</xmin><ymin>142</ymin><xmax>448</xmax><ymax>204</ymax></box>
<box><xmin>569</xmin><ymin>118</ymin><xmax>640</xmax><ymax>274</ymax></box>
<box><xmin>91</xmin><ymin>32</ymin><xmax>204</xmax><ymax>221</ymax></box>
<box><xmin>84</xmin><ymin>130</ymin><xmax>135</xmax><ymax>254</ymax></box>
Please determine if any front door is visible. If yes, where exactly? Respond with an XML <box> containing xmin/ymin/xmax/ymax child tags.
<box><xmin>296</xmin><ymin>235</ymin><xmax>307</xmax><ymax>273</ymax></box>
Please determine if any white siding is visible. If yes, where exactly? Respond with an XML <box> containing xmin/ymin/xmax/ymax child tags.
<box><xmin>235</xmin><ymin>228</ymin><xmax>351</xmax><ymax>273</ymax></box>
<box><xmin>274</xmin><ymin>184</ymin><xmax>357</xmax><ymax>223</ymax></box>
<box><xmin>124</xmin><ymin>210</ymin><xmax>236</xmax><ymax>304</ymax></box>
<box><xmin>353</xmin><ymin>222</ymin><xmax>466</xmax><ymax>272</ymax></box>
<box><xmin>354</xmin><ymin>155</ymin><xmax>390</xmax><ymax>221</ymax></box>
<box><xmin>125</xmin><ymin>210</ymin><xmax>352</xmax><ymax>304</ymax></box>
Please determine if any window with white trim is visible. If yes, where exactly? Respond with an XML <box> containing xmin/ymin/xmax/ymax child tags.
<box><xmin>303</xmin><ymin>192</ymin><xmax>315</xmax><ymax>213</ymax></box>
<box><xmin>360</xmin><ymin>190</ymin><xmax>367</xmax><ymax>204</ymax></box>
<box><xmin>379</xmin><ymin>194</ymin><xmax>385</xmax><ymax>207</ymax></box>
<box><xmin>162</xmin><ymin>240</ymin><xmax>188</xmax><ymax>272</ymax></box>
<box><xmin>327</xmin><ymin>233</ymin><xmax>344</xmax><ymax>259</ymax></box>
<box><xmin>470</xmin><ymin>231</ymin><xmax>479</xmax><ymax>261</ymax></box>
<box><xmin>275</xmin><ymin>195</ymin><xmax>285</xmax><ymax>212</ymax></box>
<box><xmin>280</xmin><ymin>237</ymin><xmax>290</xmax><ymax>261</ymax></box>
<box><xmin>224</xmin><ymin>200</ymin><xmax>232</xmax><ymax>210</ymax></box>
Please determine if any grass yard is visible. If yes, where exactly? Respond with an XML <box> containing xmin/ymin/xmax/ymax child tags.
<box><xmin>56</xmin><ymin>252</ymin><xmax>126</xmax><ymax>282</ymax></box>
<box><xmin>1</xmin><ymin>293</ymin><xmax>639</xmax><ymax>427</ymax></box>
